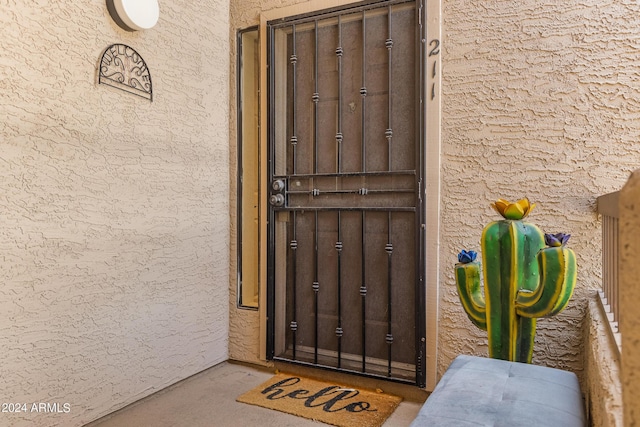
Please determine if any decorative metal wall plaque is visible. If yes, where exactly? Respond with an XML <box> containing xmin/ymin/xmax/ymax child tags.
<box><xmin>99</xmin><ymin>44</ymin><xmax>153</xmax><ymax>101</ymax></box>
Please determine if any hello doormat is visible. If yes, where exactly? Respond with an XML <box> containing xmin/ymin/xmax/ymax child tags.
<box><xmin>236</xmin><ymin>373</ymin><xmax>402</xmax><ymax>427</ymax></box>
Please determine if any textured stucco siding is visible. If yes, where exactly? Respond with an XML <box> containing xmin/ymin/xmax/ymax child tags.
<box><xmin>439</xmin><ymin>0</ymin><xmax>640</xmax><ymax>380</ymax></box>
<box><xmin>584</xmin><ymin>297</ymin><xmax>622</xmax><ymax>427</ymax></box>
<box><xmin>1</xmin><ymin>1</ymin><xmax>229</xmax><ymax>426</ymax></box>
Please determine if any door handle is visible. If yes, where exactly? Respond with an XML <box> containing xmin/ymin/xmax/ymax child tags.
<box><xmin>269</xmin><ymin>193</ymin><xmax>285</xmax><ymax>207</ymax></box>
<box><xmin>269</xmin><ymin>179</ymin><xmax>286</xmax><ymax>207</ymax></box>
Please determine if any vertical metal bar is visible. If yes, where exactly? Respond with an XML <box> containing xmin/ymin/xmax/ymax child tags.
<box><xmin>386</xmin><ymin>6</ymin><xmax>393</xmax><ymax>172</ymax></box>
<box><xmin>385</xmin><ymin>11</ymin><xmax>394</xmax><ymax>377</ymax></box>
<box><xmin>611</xmin><ymin>218</ymin><xmax>620</xmax><ymax>328</ymax></box>
<box><xmin>604</xmin><ymin>216</ymin><xmax>613</xmax><ymax>313</ymax></box>
<box><xmin>265</xmin><ymin>24</ymin><xmax>277</xmax><ymax>360</ymax></box>
<box><xmin>290</xmin><ymin>212</ymin><xmax>298</xmax><ymax>360</ymax></box>
<box><xmin>603</xmin><ymin>216</ymin><xmax>609</xmax><ymax>303</ymax></box>
<box><xmin>608</xmin><ymin>217</ymin><xmax>612</xmax><ymax>308</ymax></box>
<box><xmin>313</xmin><ymin>211</ymin><xmax>320</xmax><ymax>364</ymax></box>
<box><xmin>312</xmin><ymin>22</ymin><xmax>319</xmax><ymax>364</ymax></box>
<box><xmin>385</xmin><ymin>10</ymin><xmax>394</xmax><ymax>377</ymax></box>
<box><xmin>360</xmin><ymin>16</ymin><xmax>368</xmax><ymax>374</ymax></box>
<box><xmin>604</xmin><ymin>216</ymin><xmax>608</xmax><ymax>300</ymax></box>
<box><xmin>415</xmin><ymin>0</ymin><xmax>428</xmax><ymax>388</ymax></box>
<box><xmin>336</xmin><ymin>16</ymin><xmax>343</xmax><ymax>174</ymax></box>
<box><xmin>291</xmin><ymin>25</ymin><xmax>298</xmax><ymax>175</ymax></box>
<box><xmin>360</xmin><ymin>11</ymin><xmax>367</xmax><ymax>173</ymax></box>
<box><xmin>609</xmin><ymin>218</ymin><xmax>612</xmax><ymax>317</ymax></box>
<box><xmin>602</xmin><ymin>216</ymin><xmax>606</xmax><ymax>300</ymax></box>
<box><xmin>386</xmin><ymin>211</ymin><xmax>393</xmax><ymax>376</ymax></box>
<box><xmin>609</xmin><ymin>217</ymin><xmax>614</xmax><ymax>314</ymax></box>
<box><xmin>290</xmin><ymin>26</ymin><xmax>300</xmax><ymax>360</ymax></box>
<box><xmin>313</xmin><ymin>20</ymin><xmax>320</xmax><ymax>174</ymax></box>
<box><xmin>360</xmin><ymin>210</ymin><xmax>367</xmax><ymax>372</ymax></box>
<box><xmin>336</xmin><ymin>211</ymin><xmax>343</xmax><ymax>367</ymax></box>
<box><xmin>335</xmin><ymin>24</ymin><xmax>344</xmax><ymax>361</ymax></box>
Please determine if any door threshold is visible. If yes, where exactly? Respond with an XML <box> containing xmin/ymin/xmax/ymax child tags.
<box><xmin>273</xmin><ymin>360</ymin><xmax>429</xmax><ymax>403</ymax></box>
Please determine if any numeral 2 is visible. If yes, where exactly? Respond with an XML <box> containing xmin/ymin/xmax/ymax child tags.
<box><xmin>428</xmin><ymin>39</ymin><xmax>440</xmax><ymax>57</ymax></box>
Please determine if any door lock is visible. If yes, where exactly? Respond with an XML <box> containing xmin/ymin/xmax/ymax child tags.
<box><xmin>269</xmin><ymin>193</ymin><xmax>285</xmax><ymax>207</ymax></box>
<box><xmin>269</xmin><ymin>179</ymin><xmax>286</xmax><ymax>207</ymax></box>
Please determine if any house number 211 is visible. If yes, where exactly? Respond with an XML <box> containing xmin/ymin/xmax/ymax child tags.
<box><xmin>429</xmin><ymin>39</ymin><xmax>440</xmax><ymax>100</ymax></box>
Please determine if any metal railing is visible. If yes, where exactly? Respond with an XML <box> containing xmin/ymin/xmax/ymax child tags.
<box><xmin>596</xmin><ymin>191</ymin><xmax>621</xmax><ymax>347</ymax></box>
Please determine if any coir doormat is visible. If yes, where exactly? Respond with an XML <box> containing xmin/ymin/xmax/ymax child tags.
<box><xmin>236</xmin><ymin>373</ymin><xmax>402</xmax><ymax>427</ymax></box>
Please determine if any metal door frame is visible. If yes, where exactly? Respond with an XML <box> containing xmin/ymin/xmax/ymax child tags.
<box><xmin>265</xmin><ymin>0</ymin><xmax>426</xmax><ymax>387</ymax></box>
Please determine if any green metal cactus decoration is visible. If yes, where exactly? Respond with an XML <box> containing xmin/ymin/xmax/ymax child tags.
<box><xmin>455</xmin><ymin>198</ymin><xmax>577</xmax><ymax>363</ymax></box>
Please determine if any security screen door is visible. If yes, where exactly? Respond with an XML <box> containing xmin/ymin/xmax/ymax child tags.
<box><xmin>267</xmin><ymin>0</ymin><xmax>426</xmax><ymax>386</ymax></box>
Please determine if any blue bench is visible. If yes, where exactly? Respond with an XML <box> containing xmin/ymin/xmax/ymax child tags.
<box><xmin>410</xmin><ymin>355</ymin><xmax>585</xmax><ymax>426</ymax></box>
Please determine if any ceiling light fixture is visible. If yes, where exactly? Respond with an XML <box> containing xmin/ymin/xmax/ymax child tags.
<box><xmin>107</xmin><ymin>0</ymin><xmax>160</xmax><ymax>31</ymax></box>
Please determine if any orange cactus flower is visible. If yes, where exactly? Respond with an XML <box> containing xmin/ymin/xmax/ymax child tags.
<box><xmin>491</xmin><ymin>198</ymin><xmax>536</xmax><ymax>220</ymax></box>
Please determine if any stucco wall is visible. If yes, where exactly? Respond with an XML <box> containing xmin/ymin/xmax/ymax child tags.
<box><xmin>1</xmin><ymin>2</ymin><xmax>229</xmax><ymax>426</ymax></box>
<box><xmin>439</xmin><ymin>0</ymin><xmax>640</xmax><ymax>379</ymax></box>
<box><xmin>584</xmin><ymin>296</ymin><xmax>623</xmax><ymax>427</ymax></box>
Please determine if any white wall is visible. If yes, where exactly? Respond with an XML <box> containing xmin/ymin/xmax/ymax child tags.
<box><xmin>0</xmin><ymin>2</ymin><xmax>229</xmax><ymax>426</ymax></box>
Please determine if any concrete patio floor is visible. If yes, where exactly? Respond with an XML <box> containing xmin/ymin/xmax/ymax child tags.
<box><xmin>86</xmin><ymin>361</ymin><xmax>425</xmax><ymax>427</ymax></box>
